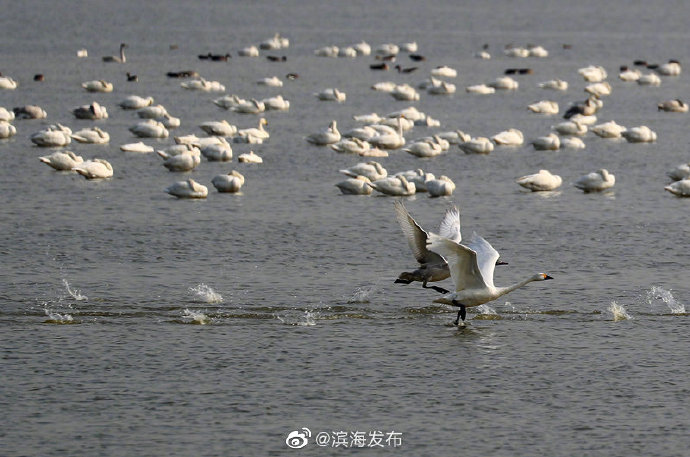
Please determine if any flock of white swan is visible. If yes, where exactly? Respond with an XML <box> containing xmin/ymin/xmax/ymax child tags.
<box><xmin>1</xmin><ymin>36</ymin><xmax>689</xmax><ymax>199</ymax></box>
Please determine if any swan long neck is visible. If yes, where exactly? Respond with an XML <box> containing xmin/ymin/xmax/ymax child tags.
<box><xmin>496</xmin><ymin>275</ymin><xmax>540</xmax><ymax>298</ymax></box>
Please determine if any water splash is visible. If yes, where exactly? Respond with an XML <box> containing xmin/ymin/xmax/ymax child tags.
<box><xmin>62</xmin><ymin>279</ymin><xmax>87</xmax><ymax>301</ymax></box>
<box><xmin>609</xmin><ymin>301</ymin><xmax>632</xmax><ymax>321</ymax></box>
<box><xmin>646</xmin><ymin>286</ymin><xmax>685</xmax><ymax>314</ymax></box>
<box><xmin>189</xmin><ymin>284</ymin><xmax>223</xmax><ymax>303</ymax></box>
<box><xmin>43</xmin><ymin>305</ymin><xmax>74</xmax><ymax>323</ymax></box>
<box><xmin>275</xmin><ymin>310</ymin><xmax>318</xmax><ymax>326</ymax></box>
<box><xmin>347</xmin><ymin>286</ymin><xmax>376</xmax><ymax>304</ymax></box>
<box><xmin>182</xmin><ymin>308</ymin><xmax>210</xmax><ymax>325</ymax></box>
<box><xmin>477</xmin><ymin>304</ymin><xmax>497</xmax><ymax>315</ymax></box>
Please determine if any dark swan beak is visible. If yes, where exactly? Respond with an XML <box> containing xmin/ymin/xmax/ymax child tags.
<box><xmin>496</xmin><ymin>260</ymin><xmax>509</xmax><ymax>266</ymax></box>
<box><xmin>544</xmin><ymin>274</ymin><xmax>554</xmax><ymax>280</ymax></box>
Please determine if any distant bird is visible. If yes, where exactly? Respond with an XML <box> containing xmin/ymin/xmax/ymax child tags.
<box><xmin>102</xmin><ymin>43</ymin><xmax>127</xmax><ymax>63</ymax></box>
<box><xmin>658</xmin><ymin>99</ymin><xmax>688</xmax><ymax>112</ymax></box>
<box><xmin>428</xmin><ymin>232</ymin><xmax>552</xmax><ymax>325</ymax></box>
<box><xmin>266</xmin><ymin>55</ymin><xmax>287</xmax><ymax>62</ymax></box>
<box><xmin>286</xmin><ymin>73</ymin><xmax>299</xmax><ymax>80</ymax></box>
<box><xmin>126</xmin><ymin>72</ymin><xmax>138</xmax><ymax>82</ymax></box>
<box><xmin>563</xmin><ymin>97</ymin><xmax>600</xmax><ymax>119</ymax></box>
<box><xmin>369</xmin><ymin>62</ymin><xmax>389</xmax><ymax>70</ymax></box>
<box><xmin>33</xmin><ymin>74</ymin><xmax>44</xmax><ymax>82</ymax></box>
<box><xmin>395</xmin><ymin>65</ymin><xmax>418</xmax><ymax>73</ymax></box>
<box><xmin>166</xmin><ymin>70</ymin><xmax>199</xmax><ymax>78</ymax></box>
<box><xmin>409</xmin><ymin>54</ymin><xmax>426</xmax><ymax>61</ymax></box>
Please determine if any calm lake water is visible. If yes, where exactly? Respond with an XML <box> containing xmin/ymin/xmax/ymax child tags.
<box><xmin>1</xmin><ymin>1</ymin><xmax>689</xmax><ymax>456</ymax></box>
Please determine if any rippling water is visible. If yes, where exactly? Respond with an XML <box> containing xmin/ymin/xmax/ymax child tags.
<box><xmin>2</xmin><ymin>1</ymin><xmax>689</xmax><ymax>456</ymax></box>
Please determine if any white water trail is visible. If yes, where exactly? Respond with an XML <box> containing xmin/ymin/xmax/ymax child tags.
<box><xmin>62</xmin><ymin>279</ymin><xmax>87</xmax><ymax>301</ymax></box>
<box><xmin>44</xmin><ymin>305</ymin><xmax>74</xmax><ymax>323</ymax></box>
<box><xmin>188</xmin><ymin>284</ymin><xmax>223</xmax><ymax>303</ymax></box>
<box><xmin>182</xmin><ymin>308</ymin><xmax>210</xmax><ymax>325</ymax></box>
<box><xmin>275</xmin><ymin>310</ymin><xmax>318</xmax><ymax>326</ymax></box>
<box><xmin>608</xmin><ymin>301</ymin><xmax>632</xmax><ymax>321</ymax></box>
<box><xmin>646</xmin><ymin>286</ymin><xmax>685</xmax><ymax>314</ymax></box>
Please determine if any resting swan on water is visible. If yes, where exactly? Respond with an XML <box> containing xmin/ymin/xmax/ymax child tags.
<box><xmin>102</xmin><ymin>43</ymin><xmax>127</xmax><ymax>63</ymax></box>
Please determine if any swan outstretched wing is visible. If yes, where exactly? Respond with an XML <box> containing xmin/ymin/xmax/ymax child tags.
<box><xmin>427</xmin><ymin>233</ymin><xmax>485</xmax><ymax>291</ymax></box>
<box><xmin>438</xmin><ymin>206</ymin><xmax>461</xmax><ymax>242</ymax></box>
<box><xmin>394</xmin><ymin>200</ymin><xmax>442</xmax><ymax>265</ymax></box>
<box><xmin>463</xmin><ymin>232</ymin><xmax>500</xmax><ymax>288</ymax></box>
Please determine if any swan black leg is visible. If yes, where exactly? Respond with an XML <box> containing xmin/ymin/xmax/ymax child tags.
<box><xmin>451</xmin><ymin>300</ymin><xmax>466</xmax><ymax>325</ymax></box>
<box><xmin>422</xmin><ymin>280</ymin><xmax>449</xmax><ymax>294</ymax></box>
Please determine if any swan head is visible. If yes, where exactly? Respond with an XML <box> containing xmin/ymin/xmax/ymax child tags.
<box><xmin>535</xmin><ymin>273</ymin><xmax>553</xmax><ymax>281</ymax></box>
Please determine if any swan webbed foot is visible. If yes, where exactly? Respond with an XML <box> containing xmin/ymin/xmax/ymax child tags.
<box><xmin>394</xmin><ymin>278</ymin><xmax>412</xmax><ymax>285</ymax></box>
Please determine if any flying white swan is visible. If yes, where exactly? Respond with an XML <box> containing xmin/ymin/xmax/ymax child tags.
<box><xmin>394</xmin><ymin>201</ymin><xmax>462</xmax><ymax>293</ymax></box>
<box><xmin>428</xmin><ymin>232</ymin><xmax>552</xmax><ymax>325</ymax></box>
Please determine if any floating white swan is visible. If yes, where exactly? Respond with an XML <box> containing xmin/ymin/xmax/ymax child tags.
<box><xmin>200</xmin><ymin>140</ymin><xmax>233</xmax><ymax>161</ymax></box>
<box><xmin>256</xmin><ymin>76</ymin><xmax>283</xmax><ymax>87</ymax></box>
<box><xmin>552</xmin><ymin>120</ymin><xmax>587</xmax><ymax>136</ymax></box>
<box><xmin>102</xmin><ymin>43</ymin><xmax>127</xmax><ymax>63</ymax></box>
<box><xmin>574</xmin><ymin>169</ymin><xmax>615</xmax><ymax>192</ymax></box>
<box><xmin>315</xmin><ymin>88</ymin><xmax>346</xmax><ymax>102</ymax></box>
<box><xmin>330</xmin><ymin>137</ymin><xmax>371</xmax><ymax>155</ymax></box>
<box><xmin>532</xmin><ymin>133</ymin><xmax>561</xmax><ymax>150</ymax></box>
<box><xmin>71</xmin><ymin>126</ymin><xmax>110</xmax><ymax>144</ymax></box>
<box><xmin>665</xmin><ymin>179</ymin><xmax>690</xmax><ymax>197</ymax></box>
<box><xmin>262</xmin><ymin>95</ymin><xmax>290</xmax><ymax>111</ymax></box>
<box><xmin>561</xmin><ymin>137</ymin><xmax>586</xmax><ymax>149</ymax></box>
<box><xmin>82</xmin><ymin>80</ymin><xmax>113</xmax><ymax>92</ymax></box>
<box><xmin>585</xmin><ymin>81</ymin><xmax>612</xmax><ymax>97</ymax></box>
<box><xmin>72</xmin><ymin>101</ymin><xmax>108</xmax><ymax>120</ymax></box>
<box><xmin>237</xmin><ymin>118</ymin><xmax>269</xmax><ymax>141</ymax></box>
<box><xmin>658</xmin><ymin>99</ymin><xmax>688</xmax><ymax>112</ymax></box>
<box><xmin>13</xmin><ymin>105</ymin><xmax>46</xmax><ymax>119</ymax></box>
<box><xmin>465</xmin><ymin>83</ymin><xmax>495</xmax><ymax>94</ymax></box>
<box><xmin>618</xmin><ymin>66</ymin><xmax>641</xmax><ymax>81</ymax></box>
<box><xmin>491</xmin><ymin>128</ymin><xmax>524</xmax><ymax>146</ymax></box>
<box><xmin>369</xmin><ymin>175</ymin><xmax>415</xmax><ymax>196</ymax></box>
<box><xmin>403</xmin><ymin>136</ymin><xmax>444</xmax><ymax>157</ymax></box>
<box><xmin>0</xmin><ymin>76</ymin><xmax>18</xmax><ymax>90</ymax></box>
<box><xmin>199</xmin><ymin>120</ymin><xmax>238</xmax><ymax>137</ymax></box>
<box><xmin>231</xmin><ymin>99</ymin><xmax>266</xmax><ymax>114</ymax></box>
<box><xmin>335</xmin><ymin>176</ymin><xmax>373</xmax><ymax>195</ymax></box>
<box><xmin>425</xmin><ymin>175</ymin><xmax>456</xmax><ymax>197</ymax></box>
<box><xmin>119</xmin><ymin>95</ymin><xmax>154</xmax><ymax>109</ymax></box>
<box><xmin>0</xmin><ymin>107</ymin><xmax>14</xmax><ymax>122</ymax></box>
<box><xmin>591</xmin><ymin>120</ymin><xmax>627</xmax><ymax>138</ymax></box>
<box><xmin>120</xmin><ymin>142</ymin><xmax>154</xmax><ymax>153</ymax></box>
<box><xmin>212</xmin><ymin>170</ymin><xmax>245</xmax><ymax>192</ymax></box>
<box><xmin>306</xmin><ymin>120</ymin><xmax>340</xmax><ymax>145</ymax></box>
<box><xmin>30</xmin><ymin>125</ymin><xmax>72</xmax><ymax>147</ymax></box>
<box><xmin>0</xmin><ymin>122</ymin><xmax>17</xmax><ymax>139</ymax></box>
<box><xmin>238</xmin><ymin>150</ymin><xmax>263</xmax><ymax>163</ymax></box>
<box><xmin>390</xmin><ymin>84</ymin><xmax>420</xmax><ymax>101</ymax></box>
<box><xmin>538</xmin><ymin>79</ymin><xmax>568</xmax><ymax>91</ymax></box>
<box><xmin>622</xmin><ymin>125</ymin><xmax>657</xmax><ymax>143</ymax></box>
<box><xmin>667</xmin><ymin>163</ymin><xmax>690</xmax><ymax>181</ymax></box>
<box><xmin>371</xmin><ymin>81</ymin><xmax>397</xmax><ymax>92</ymax></box>
<box><xmin>73</xmin><ymin>159</ymin><xmax>113</xmax><ymax>179</ymax></box>
<box><xmin>181</xmin><ymin>78</ymin><xmax>225</xmax><ymax>92</ymax></box>
<box><xmin>488</xmin><ymin>76</ymin><xmax>519</xmax><ymax>90</ymax></box>
<box><xmin>656</xmin><ymin>60</ymin><xmax>681</xmax><ymax>76</ymax></box>
<box><xmin>369</xmin><ymin>116</ymin><xmax>406</xmax><ymax>149</ymax></box>
<box><xmin>460</xmin><ymin>137</ymin><xmax>494</xmax><ymax>154</ymax></box>
<box><xmin>129</xmin><ymin>119</ymin><xmax>169</xmax><ymax>138</ymax></box>
<box><xmin>137</xmin><ymin>104</ymin><xmax>168</xmax><ymax>118</ymax></box>
<box><xmin>516</xmin><ymin>169</ymin><xmax>563</xmax><ymax>191</ymax></box>
<box><xmin>39</xmin><ymin>151</ymin><xmax>83</xmax><ymax>171</ymax></box>
<box><xmin>395</xmin><ymin>169</ymin><xmax>434</xmax><ymax>192</ymax></box>
<box><xmin>578</xmin><ymin>65</ymin><xmax>607</xmax><ymax>82</ymax></box>
<box><xmin>339</xmin><ymin>161</ymin><xmax>387</xmax><ymax>181</ymax></box>
<box><xmin>637</xmin><ymin>73</ymin><xmax>661</xmax><ymax>86</ymax></box>
<box><xmin>427</xmin><ymin>79</ymin><xmax>456</xmax><ymax>95</ymax></box>
<box><xmin>166</xmin><ymin>179</ymin><xmax>208</xmax><ymax>198</ymax></box>
<box><xmin>428</xmin><ymin>231</ymin><xmax>552</xmax><ymax>324</ymax></box>
<box><xmin>238</xmin><ymin>46</ymin><xmax>259</xmax><ymax>57</ymax></box>
<box><xmin>528</xmin><ymin>100</ymin><xmax>559</xmax><ymax>115</ymax></box>
<box><xmin>157</xmin><ymin>149</ymin><xmax>201</xmax><ymax>172</ymax></box>
<box><xmin>431</xmin><ymin>65</ymin><xmax>457</xmax><ymax>78</ymax></box>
